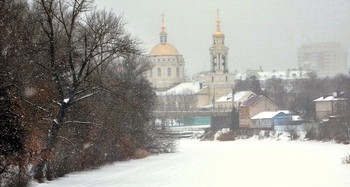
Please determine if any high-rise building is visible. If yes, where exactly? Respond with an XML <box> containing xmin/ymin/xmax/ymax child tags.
<box><xmin>298</xmin><ymin>43</ymin><xmax>348</xmax><ymax>77</ymax></box>
<box><xmin>147</xmin><ymin>14</ymin><xmax>185</xmax><ymax>91</ymax></box>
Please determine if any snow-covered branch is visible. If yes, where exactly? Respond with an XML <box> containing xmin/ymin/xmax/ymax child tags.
<box><xmin>71</xmin><ymin>90</ymin><xmax>100</xmax><ymax>104</ymax></box>
<box><xmin>62</xmin><ymin>120</ymin><xmax>94</xmax><ymax>125</ymax></box>
<box><xmin>21</xmin><ymin>98</ymin><xmax>50</xmax><ymax>113</ymax></box>
<box><xmin>58</xmin><ymin>136</ymin><xmax>82</xmax><ymax>153</ymax></box>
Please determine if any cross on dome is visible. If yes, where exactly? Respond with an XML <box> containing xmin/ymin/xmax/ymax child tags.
<box><xmin>161</xmin><ymin>13</ymin><xmax>165</xmax><ymax>33</ymax></box>
<box><xmin>216</xmin><ymin>9</ymin><xmax>221</xmax><ymax>32</ymax></box>
<box><xmin>160</xmin><ymin>13</ymin><xmax>167</xmax><ymax>43</ymax></box>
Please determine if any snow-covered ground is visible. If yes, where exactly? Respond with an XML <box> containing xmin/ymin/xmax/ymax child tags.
<box><xmin>32</xmin><ymin>139</ymin><xmax>350</xmax><ymax>187</ymax></box>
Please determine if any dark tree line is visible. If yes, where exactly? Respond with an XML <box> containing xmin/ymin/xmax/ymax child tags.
<box><xmin>235</xmin><ymin>73</ymin><xmax>350</xmax><ymax>120</ymax></box>
<box><xmin>0</xmin><ymin>0</ymin><xmax>32</xmax><ymax>186</ymax></box>
<box><xmin>0</xmin><ymin>0</ymin><xmax>172</xmax><ymax>186</ymax></box>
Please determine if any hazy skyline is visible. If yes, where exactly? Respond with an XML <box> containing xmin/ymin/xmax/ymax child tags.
<box><xmin>96</xmin><ymin>0</ymin><xmax>350</xmax><ymax>76</ymax></box>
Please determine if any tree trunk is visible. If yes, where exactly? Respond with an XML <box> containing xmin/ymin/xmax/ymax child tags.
<box><xmin>33</xmin><ymin>104</ymin><xmax>67</xmax><ymax>182</ymax></box>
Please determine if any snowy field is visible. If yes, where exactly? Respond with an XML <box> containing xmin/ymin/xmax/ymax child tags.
<box><xmin>32</xmin><ymin>139</ymin><xmax>350</xmax><ymax>187</ymax></box>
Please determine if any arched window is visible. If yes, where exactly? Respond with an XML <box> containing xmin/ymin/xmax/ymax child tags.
<box><xmin>176</xmin><ymin>67</ymin><xmax>179</xmax><ymax>76</ymax></box>
<box><xmin>157</xmin><ymin>68</ymin><xmax>161</xmax><ymax>76</ymax></box>
<box><xmin>167</xmin><ymin>67</ymin><xmax>171</xmax><ymax>76</ymax></box>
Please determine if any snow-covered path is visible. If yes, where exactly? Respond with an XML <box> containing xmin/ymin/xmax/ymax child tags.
<box><xmin>33</xmin><ymin>139</ymin><xmax>350</xmax><ymax>187</ymax></box>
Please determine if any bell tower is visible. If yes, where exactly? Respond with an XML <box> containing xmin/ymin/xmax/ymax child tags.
<box><xmin>209</xmin><ymin>9</ymin><xmax>229</xmax><ymax>73</ymax></box>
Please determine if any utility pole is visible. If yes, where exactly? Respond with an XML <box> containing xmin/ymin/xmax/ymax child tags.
<box><xmin>231</xmin><ymin>88</ymin><xmax>239</xmax><ymax>129</ymax></box>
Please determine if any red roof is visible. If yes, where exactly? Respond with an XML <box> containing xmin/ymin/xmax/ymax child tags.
<box><xmin>241</xmin><ymin>95</ymin><xmax>263</xmax><ymax>107</ymax></box>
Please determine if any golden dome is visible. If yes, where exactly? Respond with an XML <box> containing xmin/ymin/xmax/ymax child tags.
<box><xmin>213</xmin><ymin>31</ymin><xmax>224</xmax><ymax>36</ymax></box>
<box><xmin>149</xmin><ymin>42</ymin><xmax>180</xmax><ymax>56</ymax></box>
<box><xmin>213</xmin><ymin>9</ymin><xmax>224</xmax><ymax>36</ymax></box>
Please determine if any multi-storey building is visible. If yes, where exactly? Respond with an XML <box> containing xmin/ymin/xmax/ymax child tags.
<box><xmin>298</xmin><ymin>43</ymin><xmax>348</xmax><ymax>77</ymax></box>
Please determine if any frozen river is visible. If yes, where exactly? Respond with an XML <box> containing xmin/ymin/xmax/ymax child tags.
<box><xmin>33</xmin><ymin>139</ymin><xmax>350</xmax><ymax>187</ymax></box>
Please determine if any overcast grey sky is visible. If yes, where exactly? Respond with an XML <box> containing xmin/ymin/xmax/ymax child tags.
<box><xmin>95</xmin><ymin>0</ymin><xmax>350</xmax><ymax>76</ymax></box>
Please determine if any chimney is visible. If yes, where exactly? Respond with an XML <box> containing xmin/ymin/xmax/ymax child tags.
<box><xmin>259</xmin><ymin>65</ymin><xmax>263</xmax><ymax>72</ymax></box>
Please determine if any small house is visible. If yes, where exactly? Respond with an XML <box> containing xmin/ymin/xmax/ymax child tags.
<box><xmin>251</xmin><ymin>111</ymin><xmax>292</xmax><ymax>129</ymax></box>
<box><xmin>314</xmin><ymin>92</ymin><xmax>348</xmax><ymax>121</ymax></box>
<box><xmin>215</xmin><ymin>91</ymin><xmax>256</xmax><ymax>110</ymax></box>
<box><xmin>239</xmin><ymin>95</ymin><xmax>278</xmax><ymax>128</ymax></box>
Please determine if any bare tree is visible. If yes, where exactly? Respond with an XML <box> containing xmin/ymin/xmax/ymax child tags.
<box><xmin>31</xmin><ymin>0</ymin><xmax>140</xmax><ymax>182</ymax></box>
<box><xmin>39</xmin><ymin>55</ymin><xmax>157</xmax><ymax>179</ymax></box>
<box><xmin>158</xmin><ymin>89</ymin><xmax>197</xmax><ymax>112</ymax></box>
<box><xmin>177</xmin><ymin>89</ymin><xmax>198</xmax><ymax>111</ymax></box>
<box><xmin>264</xmin><ymin>78</ymin><xmax>288</xmax><ymax>109</ymax></box>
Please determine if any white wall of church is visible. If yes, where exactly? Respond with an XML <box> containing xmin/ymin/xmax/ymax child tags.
<box><xmin>146</xmin><ymin>55</ymin><xmax>185</xmax><ymax>90</ymax></box>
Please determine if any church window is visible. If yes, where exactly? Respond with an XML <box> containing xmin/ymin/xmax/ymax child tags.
<box><xmin>225</xmin><ymin>76</ymin><xmax>228</xmax><ymax>82</ymax></box>
<box><xmin>158</xmin><ymin>68</ymin><xmax>161</xmax><ymax>76</ymax></box>
<box><xmin>212</xmin><ymin>76</ymin><xmax>214</xmax><ymax>82</ymax></box>
<box><xmin>168</xmin><ymin>67</ymin><xmax>171</xmax><ymax>76</ymax></box>
<box><xmin>176</xmin><ymin>67</ymin><xmax>179</xmax><ymax>76</ymax></box>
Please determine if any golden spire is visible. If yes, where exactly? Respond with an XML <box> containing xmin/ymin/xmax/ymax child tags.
<box><xmin>161</xmin><ymin>13</ymin><xmax>165</xmax><ymax>33</ymax></box>
<box><xmin>216</xmin><ymin>9</ymin><xmax>221</xmax><ymax>32</ymax></box>
<box><xmin>214</xmin><ymin>9</ymin><xmax>224</xmax><ymax>36</ymax></box>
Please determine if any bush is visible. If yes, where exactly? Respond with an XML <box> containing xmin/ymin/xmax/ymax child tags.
<box><xmin>133</xmin><ymin>149</ymin><xmax>150</xmax><ymax>159</ymax></box>
<box><xmin>305</xmin><ymin>126</ymin><xmax>317</xmax><ymax>140</ymax></box>
<box><xmin>200</xmin><ymin>129</ymin><xmax>217</xmax><ymax>141</ymax></box>
<box><xmin>285</xmin><ymin>126</ymin><xmax>299</xmax><ymax>140</ymax></box>
<box><xmin>144</xmin><ymin>127</ymin><xmax>177</xmax><ymax>154</ymax></box>
<box><xmin>216</xmin><ymin>129</ymin><xmax>236</xmax><ymax>141</ymax></box>
<box><xmin>216</xmin><ymin>133</ymin><xmax>235</xmax><ymax>141</ymax></box>
<box><xmin>4</xmin><ymin>172</ymin><xmax>30</xmax><ymax>187</ymax></box>
<box><xmin>341</xmin><ymin>155</ymin><xmax>350</xmax><ymax>164</ymax></box>
<box><xmin>0</xmin><ymin>156</ymin><xmax>30</xmax><ymax>187</ymax></box>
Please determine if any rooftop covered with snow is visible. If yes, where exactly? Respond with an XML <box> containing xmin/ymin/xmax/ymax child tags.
<box><xmin>251</xmin><ymin>110</ymin><xmax>291</xmax><ymax>120</ymax></box>
<box><xmin>156</xmin><ymin>82</ymin><xmax>201</xmax><ymax>96</ymax></box>
<box><xmin>216</xmin><ymin>91</ymin><xmax>255</xmax><ymax>103</ymax></box>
